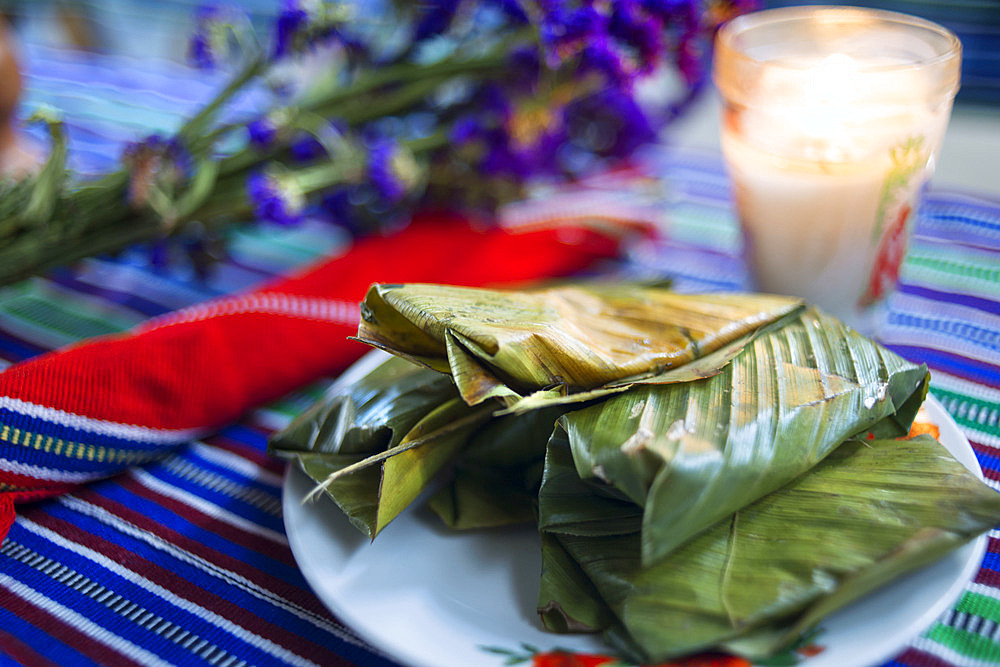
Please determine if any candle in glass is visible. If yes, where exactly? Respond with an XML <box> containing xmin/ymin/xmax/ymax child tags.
<box><xmin>713</xmin><ymin>6</ymin><xmax>961</xmax><ymax>331</ymax></box>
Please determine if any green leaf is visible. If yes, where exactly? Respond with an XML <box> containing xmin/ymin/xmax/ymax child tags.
<box><xmin>353</xmin><ymin>282</ymin><xmax>804</xmax><ymax>408</ymax></box>
<box><xmin>551</xmin><ymin>308</ymin><xmax>930</xmax><ymax>565</ymax></box>
<box><xmin>270</xmin><ymin>354</ymin><xmax>491</xmax><ymax>537</ymax></box>
<box><xmin>21</xmin><ymin>108</ymin><xmax>68</xmax><ymax>226</ymax></box>
<box><xmin>375</xmin><ymin>396</ymin><xmax>492</xmax><ymax>535</ymax></box>
<box><xmin>428</xmin><ymin>407</ymin><xmax>563</xmax><ymax>530</ymax></box>
<box><xmin>547</xmin><ymin>435</ymin><xmax>1000</xmax><ymax>663</ymax></box>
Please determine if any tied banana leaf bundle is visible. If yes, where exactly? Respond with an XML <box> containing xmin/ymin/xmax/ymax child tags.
<box><xmin>538</xmin><ymin>434</ymin><xmax>1000</xmax><ymax>662</ymax></box>
<box><xmin>353</xmin><ymin>282</ymin><xmax>804</xmax><ymax>409</ymax></box>
<box><xmin>269</xmin><ymin>281</ymin><xmax>1000</xmax><ymax>663</ymax></box>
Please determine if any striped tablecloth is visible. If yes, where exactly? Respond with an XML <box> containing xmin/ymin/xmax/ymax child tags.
<box><xmin>2</xmin><ymin>44</ymin><xmax>1000</xmax><ymax>667</ymax></box>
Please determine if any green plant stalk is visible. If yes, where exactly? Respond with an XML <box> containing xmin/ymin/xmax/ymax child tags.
<box><xmin>0</xmin><ymin>32</ymin><xmax>521</xmax><ymax>289</ymax></box>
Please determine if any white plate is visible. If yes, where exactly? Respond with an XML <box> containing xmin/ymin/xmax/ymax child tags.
<box><xmin>283</xmin><ymin>355</ymin><xmax>985</xmax><ymax>667</ymax></box>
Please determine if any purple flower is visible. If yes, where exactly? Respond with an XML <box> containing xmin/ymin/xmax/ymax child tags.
<box><xmin>640</xmin><ymin>0</ymin><xmax>697</xmax><ymax>22</ymax></box>
<box><xmin>274</xmin><ymin>2</ymin><xmax>308</xmax><ymax>57</ymax></box>
<box><xmin>496</xmin><ymin>0</ymin><xmax>528</xmax><ymax>24</ymax></box>
<box><xmin>273</xmin><ymin>0</ymin><xmax>346</xmax><ymax>58</ymax></box>
<box><xmin>414</xmin><ymin>0</ymin><xmax>463</xmax><ymax>42</ymax></box>
<box><xmin>507</xmin><ymin>46</ymin><xmax>541</xmax><ymax>91</ymax></box>
<box><xmin>290</xmin><ymin>135</ymin><xmax>324</xmax><ymax>162</ymax></box>
<box><xmin>188</xmin><ymin>34</ymin><xmax>216</xmax><ymax>70</ymax></box>
<box><xmin>610</xmin><ymin>0</ymin><xmax>665</xmax><ymax>74</ymax></box>
<box><xmin>367</xmin><ymin>138</ymin><xmax>410</xmax><ymax>204</ymax></box>
<box><xmin>188</xmin><ymin>5</ymin><xmax>222</xmax><ymax>69</ymax></box>
<box><xmin>579</xmin><ymin>39</ymin><xmax>633</xmax><ymax>88</ymax></box>
<box><xmin>247</xmin><ymin>117</ymin><xmax>279</xmax><ymax>148</ymax></box>
<box><xmin>246</xmin><ymin>171</ymin><xmax>304</xmax><ymax>226</ymax></box>
<box><xmin>320</xmin><ymin>188</ymin><xmax>367</xmax><ymax>235</ymax></box>
<box><xmin>540</xmin><ymin>5</ymin><xmax>607</xmax><ymax>65</ymax></box>
<box><xmin>187</xmin><ymin>4</ymin><xmax>247</xmax><ymax>70</ymax></box>
<box><xmin>122</xmin><ymin>135</ymin><xmax>192</xmax><ymax>206</ymax></box>
<box><xmin>566</xmin><ymin>88</ymin><xmax>656</xmax><ymax>158</ymax></box>
<box><xmin>450</xmin><ymin>116</ymin><xmax>481</xmax><ymax>145</ymax></box>
<box><xmin>675</xmin><ymin>29</ymin><xmax>706</xmax><ymax>85</ymax></box>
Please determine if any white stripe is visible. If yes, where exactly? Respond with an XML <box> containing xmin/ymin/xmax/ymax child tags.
<box><xmin>131</xmin><ymin>468</ymin><xmax>287</xmax><ymax>545</ymax></box>
<box><xmin>17</xmin><ymin>517</ymin><xmax>319</xmax><ymax>667</ymax></box>
<box><xmin>188</xmin><ymin>442</ymin><xmax>283</xmax><ymax>487</ymax></box>
<box><xmin>911</xmin><ymin>633</ymin><xmax>1000</xmax><ymax>667</ymax></box>
<box><xmin>881</xmin><ymin>324</ymin><xmax>1000</xmax><ymax>369</ymax></box>
<box><xmin>140</xmin><ymin>293</ymin><xmax>359</xmax><ymax>332</ymax></box>
<box><xmin>932</xmin><ymin>370</ymin><xmax>1000</xmax><ymax>405</ymax></box>
<box><xmin>964</xmin><ymin>581</ymin><xmax>1000</xmax><ymax>604</ymax></box>
<box><xmin>161</xmin><ymin>458</ymin><xmax>280</xmax><ymax>517</ymax></box>
<box><xmin>55</xmin><ymin>496</ymin><xmax>370</xmax><ymax>650</ymax></box>
<box><xmin>958</xmin><ymin>423</ymin><xmax>1000</xmax><ymax>451</ymax></box>
<box><xmin>893</xmin><ymin>291</ymin><xmax>1000</xmax><ymax>335</ymax></box>
<box><xmin>0</xmin><ymin>396</ymin><xmax>203</xmax><ymax>445</ymax></box>
<box><xmin>0</xmin><ymin>574</ymin><xmax>175</xmax><ymax>667</ymax></box>
<box><xmin>0</xmin><ymin>457</ymin><xmax>104</xmax><ymax>483</ymax></box>
<box><xmin>250</xmin><ymin>408</ymin><xmax>295</xmax><ymax>433</ymax></box>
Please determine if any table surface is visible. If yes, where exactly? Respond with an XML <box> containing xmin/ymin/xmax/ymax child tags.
<box><xmin>0</xmin><ymin>43</ymin><xmax>999</xmax><ymax>667</ymax></box>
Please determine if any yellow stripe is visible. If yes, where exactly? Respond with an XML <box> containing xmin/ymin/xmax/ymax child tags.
<box><xmin>0</xmin><ymin>422</ymin><xmax>162</xmax><ymax>465</ymax></box>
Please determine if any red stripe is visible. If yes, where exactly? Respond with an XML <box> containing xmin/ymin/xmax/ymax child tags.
<box><xmin>975</xmin><ymin>566</ymin><xmax>1000</xmax><ymax>588</ymax></box>
<box><xmin>72</xmin><ymin>484</ymin><xmax>330</xmax><ymax>618</ymax></box>
<box><xmin>972</xmin><ymin>441</ymin><xmax>997</xmax><ymax>457</ymax></box>
<box><xmin>25</xmin><ymin>511</ymin><xmax>354</xmax><ymax>667</ymax></box>
<box><xmin>1</xmin><ymin>494</ymin><xmax>13</xmax><ymax>541</ymax></box>
<box><xmin>116</xmin><ymin>472</ymin><xmax>296</xmax><ymax>567</ymax></box>
<box><xmin>0</xmin><ymin>578</ymin><xmax>146</xmax><ymax>667</ymax></box>
<box><xmin>890</xmin><ymin>647</ymin><xmax>957</xmax><ymax>667</ymax></box>
<box><xmin>0</xmin><ymin>625</ymin><xmax>60</xmax><ymax>667</ymax></box>
<box><xmin>204</xmin><ymin>431</ymin><xmax>285</xmax><ymax>475</ymax></box>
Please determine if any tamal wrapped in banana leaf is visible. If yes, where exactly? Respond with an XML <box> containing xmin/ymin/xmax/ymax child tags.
<box><xmin>543</xmin><ymin>308</ymin><xmax>929</xmax><ymax>565</ymax></box>
<box><xmin>269</xmin><ymin>354</ymin><xmax>494</xmax><ymax>538</ymax></box>
<box><xmin>354</xmin><ymin>282</ymin><xmax>804</xmax><ymax>408</ymax></box>
<box><xmin>538</xmin><ymin>434</ymin><xmax>1000</xmax><ymax>662</ymax></box>
<box><xmin>269</xmin><ymin>280</ymin><xmax>999</xmax><ymax>665</ymax></box>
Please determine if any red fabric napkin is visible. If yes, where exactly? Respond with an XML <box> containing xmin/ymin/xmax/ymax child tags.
<box><xmin>0</xmin><ymin>212</ymin><xmax>635</xmax><ymax>539</ymax></box>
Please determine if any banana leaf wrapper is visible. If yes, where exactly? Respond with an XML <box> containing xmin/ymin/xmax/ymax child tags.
<box><xmin>540</xmin><ymin>308</ymin><xmax>929</xmax><ymax>565</ymax></box>
<box><xmin>538</xmin><ymin>434</ymin><xmax>1000</xmax><ymax>662</ymax></box>
<box><xmin>354</xmin><ymin>282</ymin><xmax>804</xmax><ymax>409</ymax></box>
<box><xmin>269</xmin><ymin>354</ymin><xmax>493</xmax><ymax>538</ymax></box>
<box><xmin>428</xmin><ymin>406</ymin><xmax>565</xmax><ymax>530</ymax></box>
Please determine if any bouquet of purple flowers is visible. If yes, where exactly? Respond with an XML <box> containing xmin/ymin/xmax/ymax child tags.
<box><xmin>0</xmin><ymin>0</ymin><xmax>755</xmax><ymax>285</ymax></box>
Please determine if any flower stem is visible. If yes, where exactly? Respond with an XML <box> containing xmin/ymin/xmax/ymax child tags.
<box><xmin>179</xmin><ymin>55</ymin><xmax>266</xmax><ymax>144</ymax></box>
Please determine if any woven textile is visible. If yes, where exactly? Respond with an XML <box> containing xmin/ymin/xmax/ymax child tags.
<box><xmin>1</xmin><ymin>40</ymin><xmax>1000</xmax><ymax>667</ymax></box>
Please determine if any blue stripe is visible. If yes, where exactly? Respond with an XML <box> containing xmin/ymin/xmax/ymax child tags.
<box><xmin>0</xmin><ymin>329</ymin><xmax>47</xmax><ymax>364</ymax></box>
<box><xmin>0</xmin><ymin>595</ymin><xmax>100</xmax><ymax>667</ymax></box>
<box><xmin>4</xmin><ymin>523</ymin><xmax>291</xmax><ymax>667</ymax></box>
<box><xmin>84</xmin><ymin>480</ymin><xmax>302</xmax><ymax>584</ymax></box>
<box><xmin>179</xmin><ymin>447</ymin><xmax>283</xmax><ymax>506</ymax></box>
<box><xmin>973</xmin><ymin>449</ymin><xmax>1000</xmax><ymax>474</ymax></box>
<box><xmin>218</xmin><ymin>424</ymin><xmax>272</xmax><ymax>453</ymax></box>
<box><xmin>886</xmin><ymin>345</ymin><xmax>1000</xmax><ymax>389</ymax></box>
<box><xmin>0</xmin><ymin>407</ymin><xmax>182</xmax><ymax>454</ymax></box>
<box><xmin>886</xmin><ymin>312</ymin><xmax>1000</xmax><ymax>357</ymax></box>
<box><xmin>35</xmin><ymin>498</ymin><xmax>346</xmax><ymax>648</ymax></box>
<box><xmin>46</xmin><ymin>269</ymin><xmax>176</xmax><ymax>318</ymax></box>
<box><xmin>143</xmin><ymin>459</ymin><xmax>285</xmax><ymax>535</ymax></box>
<box><xmin>898</xmin><ymin>284</ymin><xmax>1000</xmax><ymax>318</ymax></box>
